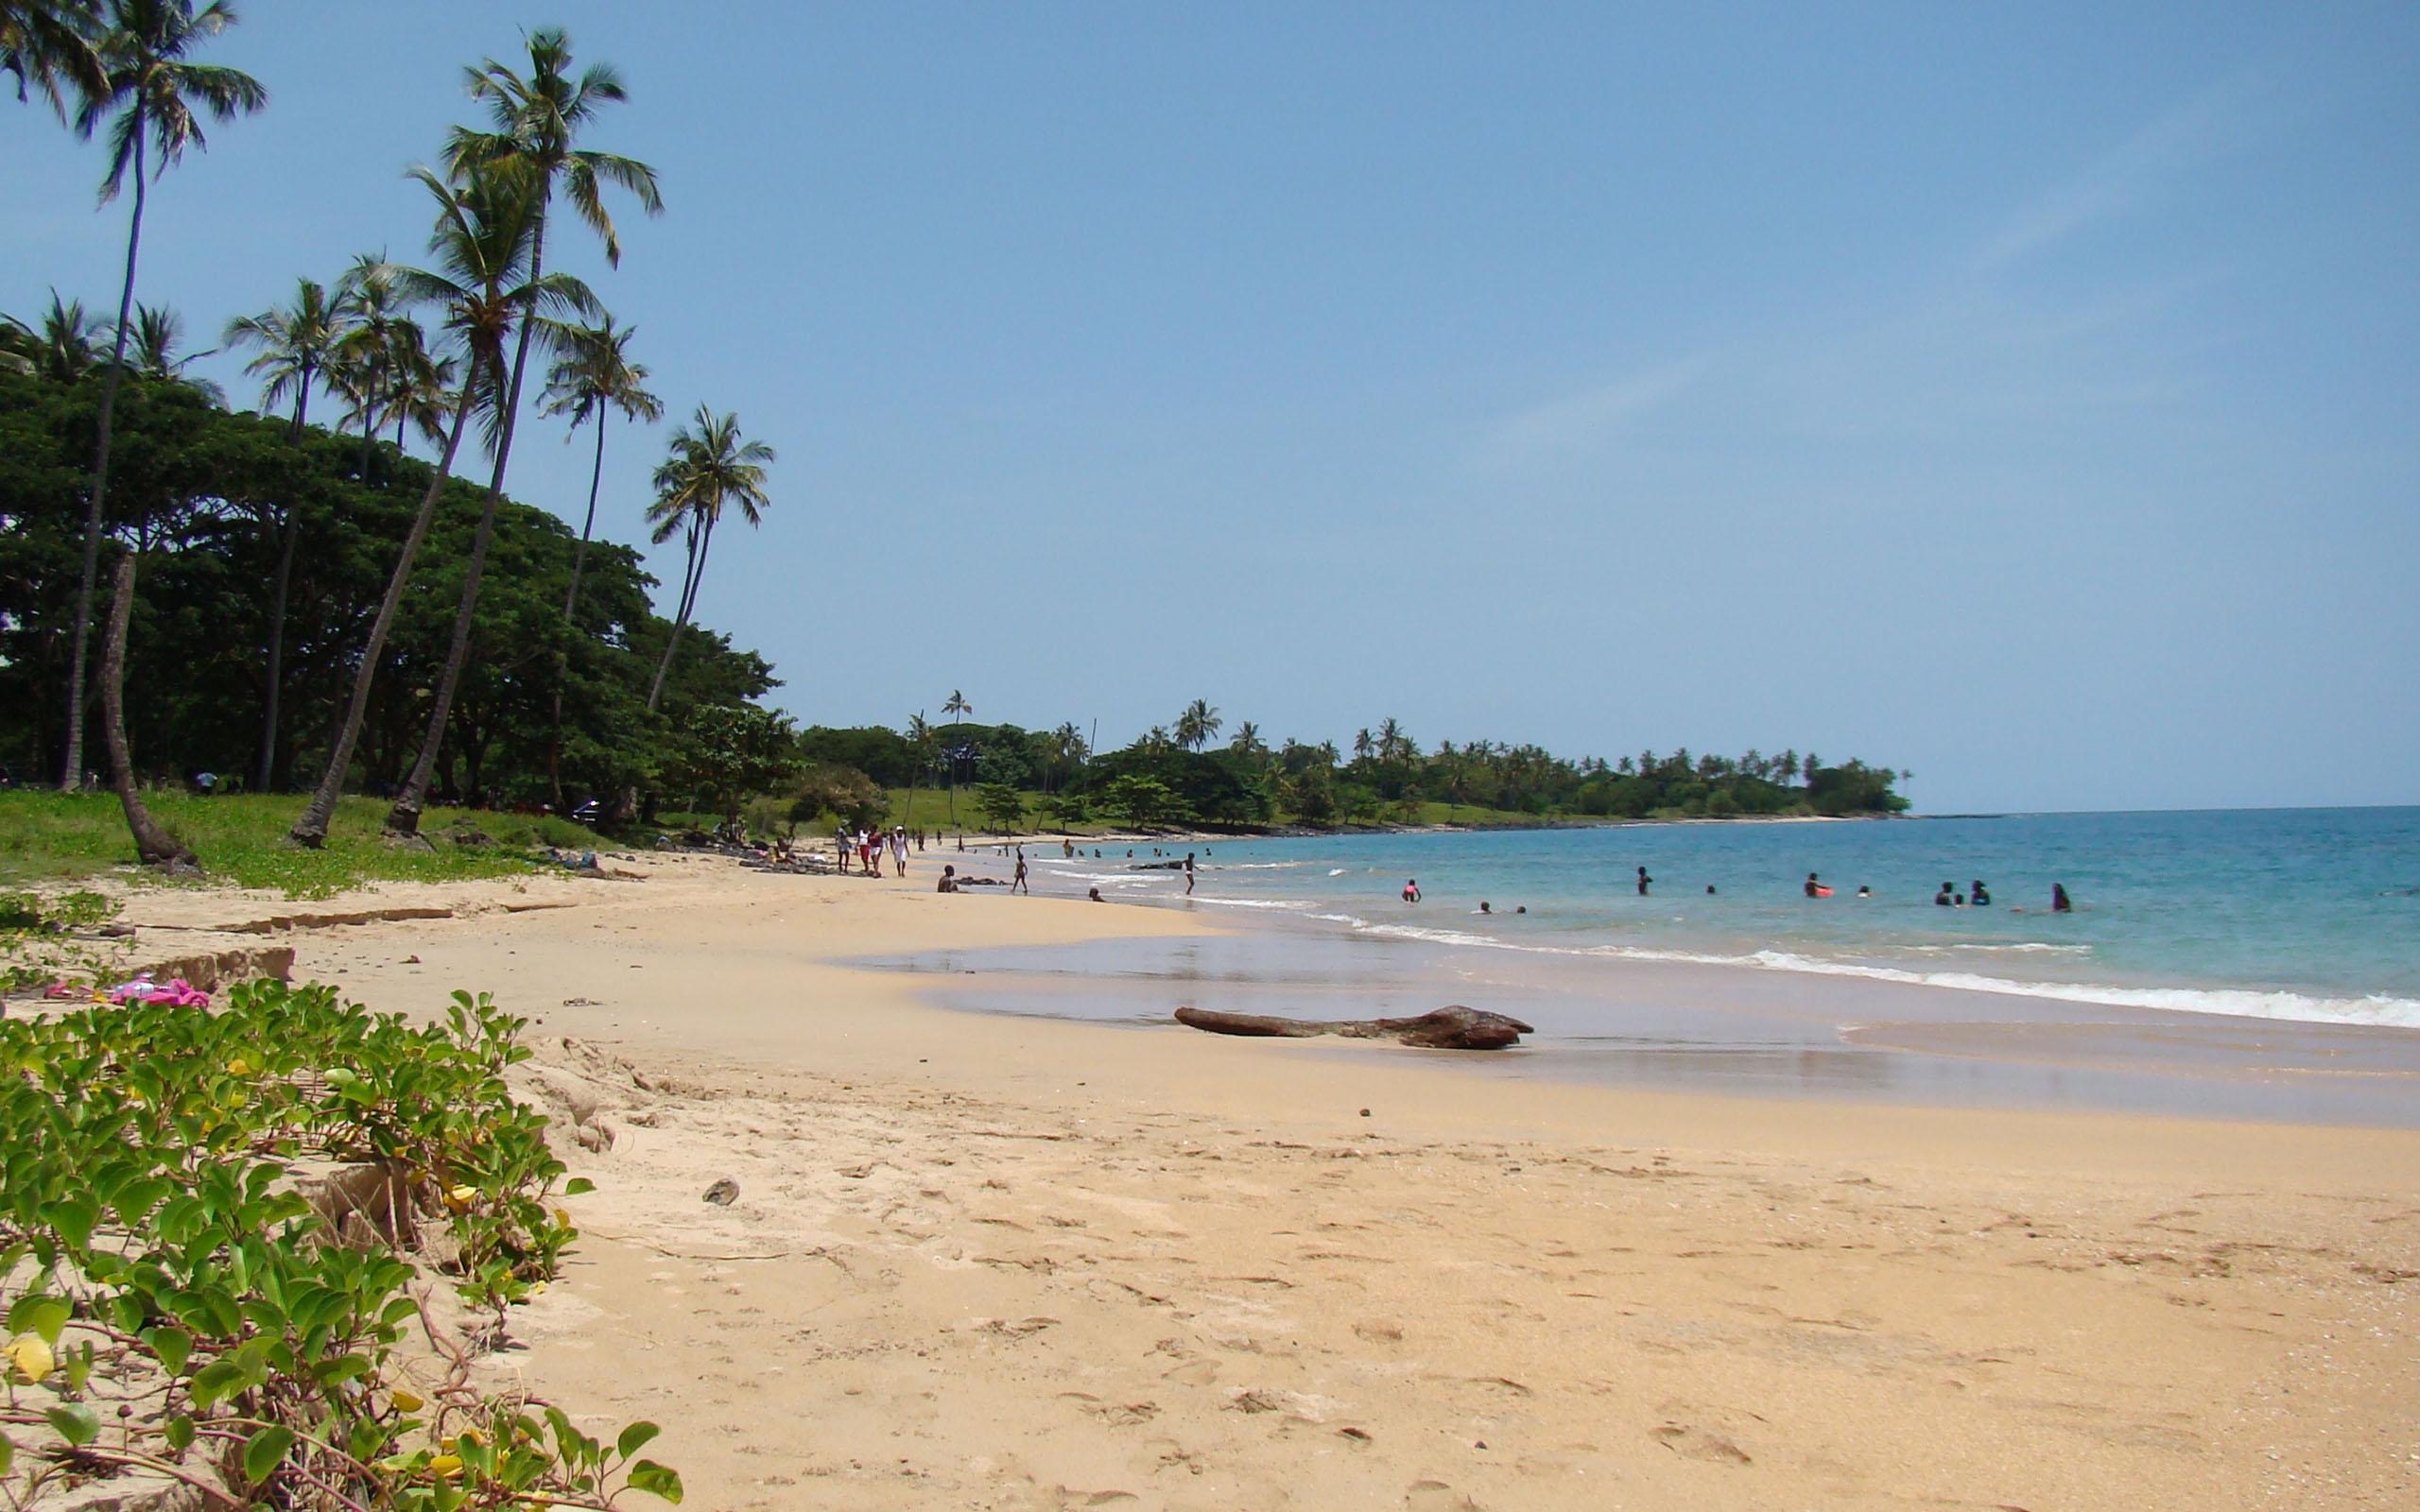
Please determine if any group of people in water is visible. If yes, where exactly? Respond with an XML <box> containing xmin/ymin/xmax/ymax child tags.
<box><xmin>1395</xmin><ymin>872</ymin><xmax>2076</xmax><ymax>913</ymax></box>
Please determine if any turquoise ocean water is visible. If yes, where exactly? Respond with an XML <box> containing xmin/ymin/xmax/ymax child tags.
<box><xmin>1029</xmin><ymin>808</ymin><xmax>2420</xmax><ymax>1030</ymax></box>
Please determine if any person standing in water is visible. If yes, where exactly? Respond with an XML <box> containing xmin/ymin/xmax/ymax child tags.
<box><xmin>1935</xmin><ymin>881</ymin><xmax>1955</xmax><ymax>906</ymax></box>
<box><xmin>2052</xmin><ymin>883</ymin><xmax>2073</xmax><ymax>913</ymax></box>
<box><xmin>1012</xmin><ymin>852</ymin><xmax>1029</xmax><ymax>895</ymax></box>
<box><xmin>1184</xmin><ymin>851</ymin><xmax>1197</xmax><ymax>895</ymax></box>
<box><xmin>1402</xmin><ymin>878</ymin><xmax>1421</xmax><ymax>903</ymax></box>
<box><xmin>1805</xmin><ymin>871</ymin><xmax>1824</xmax><ymax>898</ymax></box>
<box><xmin>1635</xmin><ymin>866</ymin><xmax>1651</xmax><ymax>896</ymax></box>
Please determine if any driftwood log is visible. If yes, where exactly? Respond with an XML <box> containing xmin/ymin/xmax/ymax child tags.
<box><xmin>1174</xmin><ymin>1005</ymin><xmax>1536</xmax><ymax>1051</ymax></box>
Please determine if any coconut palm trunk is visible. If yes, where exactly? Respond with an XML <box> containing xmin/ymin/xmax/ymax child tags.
<box><xmin>645</xmin><ymin>514</ymin><xmax>711</xmax><ymax>713</ymax></box>
<box><xmin>288</xmin><ymin>366</ymin><xmax>481</xmax><ymax>847</ymax></box>
<box><xmin>251</xmin><ymin>383</ymin><xmax>313</xmax><ymax>792</ymax></box>
<box><xmin>98</xmin><ymin>552</ymin><xmax>195</xmax><ymax>869</ymax></box>
<box><xmin>61</xmin><ymin>117</ymin><xmax>147</xmax><ymax>789</ymax></box>
<box><xmin>384</xmin><ymin>222</ymin><xmax>549</xmax><ymax>838</ymax></box>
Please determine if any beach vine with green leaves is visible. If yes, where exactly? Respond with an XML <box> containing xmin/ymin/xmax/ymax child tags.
<box><xmin>0</xmin><ymin>977</ymin><xmax>680</xmax><ymax>1508</ymax></box>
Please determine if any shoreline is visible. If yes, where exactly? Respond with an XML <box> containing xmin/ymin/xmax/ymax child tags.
<box><xmin>62</xmin><ymin>857</ymin><xmax>2420</xmax><ymax>1507</ymax></box>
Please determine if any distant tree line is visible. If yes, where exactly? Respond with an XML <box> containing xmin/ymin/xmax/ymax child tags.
<box><xmin>784</xmin><ymin>701</ymin><xmax>1910</xmax><ymax>833</ymax></box>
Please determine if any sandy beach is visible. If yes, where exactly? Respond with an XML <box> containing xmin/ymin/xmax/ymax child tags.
<box><xmin>99</xmin><ymin>850</ymin><xmax>2420</xmax><ymax>1510</ymax></box>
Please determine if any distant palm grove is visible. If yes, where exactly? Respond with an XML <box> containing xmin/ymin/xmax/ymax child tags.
<box><xmin>1</xmin><ymin>5</ymin><xmax>1907</xmax><ymax>870</ymax></box>
<box><xmin>801</xmin><ymin>702</ymin><xmax>1910</xmax><ymax>833</ymax></box>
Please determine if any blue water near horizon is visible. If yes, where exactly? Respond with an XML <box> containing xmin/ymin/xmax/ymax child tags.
<box><xmin>1032</xmin><ymin>807</ymin><xmax>2420</xmax><ymax>1030</ymax></box>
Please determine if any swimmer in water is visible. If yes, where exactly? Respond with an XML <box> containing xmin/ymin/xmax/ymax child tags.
<box><xmin>1935</xmin><ymin>882</ymin><xmax>1954</xmax><ymax>906</ymax></box>
<box><xmin>1402</xmin><ymin>878</ymin><xmax>1421</xmax><ymax>903</ymax></box>
<box><xmin>1804</xmin><ymin>871</ymin><xmax>1823</xmax><ymax>899</ymax></box>
<box><xmin>1636</xmin><ymin>866</ymin><xmax>1651</xmax><ymax>896</ymax></box>
<box><xmin>1478</xmin><ymin>901</ymin><xmax>1493</xmax><ymax>914</ymax></box>
<box><xmin>1856</xmin><ymin>885</ymin><xmax>1871</xmax><ymax>899</ymax></box>
<box><xmin>2052</xmin><ymin>883</ymin><xmax>2073</xmax><ymax>913</ymax></box>
<box><xmin>1971</xmin><ymin>878</ymin><xmax>1992</xmax><ymax>907</ymax></box>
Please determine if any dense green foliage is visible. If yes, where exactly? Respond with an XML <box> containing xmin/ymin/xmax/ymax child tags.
<box><xmin>0</xmin><ymin>367</ymin><xmax>779</xmax><ymax>813</ymax></box>
<box><xmin>0</xmin><ymin>977</ymin><xmax>679</xmax><ymax>1507</ymax></box>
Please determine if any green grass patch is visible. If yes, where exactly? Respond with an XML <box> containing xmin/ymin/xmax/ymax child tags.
<box><xmin>0</xmin><ymin>791</ymin><xmax>607</xmax><ymax>898</ymax></box>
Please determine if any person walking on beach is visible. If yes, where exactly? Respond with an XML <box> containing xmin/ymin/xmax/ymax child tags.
<box><xmin>1636</xmin><ymin>866</ymin><xmax>1651</xmax><ymax>896</ymax></box>
<box><xmin>892</xmin><ymin>827</ymin><xmax>908</xmax><ymax>876</ymax></box>
<box><xmin>1012</xmin><ymin>853</ymin><xmax>1030</xmax><ymax>895</ymax></box>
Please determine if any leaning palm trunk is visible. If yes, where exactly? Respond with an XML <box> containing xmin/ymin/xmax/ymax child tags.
<box><xmin>386</xmin><ymin>224</ymin><xmax>550</xmax><ymax>836</ymax></box>
<box><xmin>63</xmin><ymin>123</ymin><xmax>149</xmax><ymax>790</ymax></box>
<box><xmin>288</xmin><ymin>369</ymin><xmax>481</xmax><ymax>848</ymax></box>
<box><xmin>99</xmin><ymin>553</ymin><xmax>197</xmax><ymax>870</ymax></box>
<box><xmin>645</xmin><ymin>516</ymin><xmax>712</xmax><ymax>713</ymax></box>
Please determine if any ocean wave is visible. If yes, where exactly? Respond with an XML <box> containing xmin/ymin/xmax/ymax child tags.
<box><xmin>1723</xmin><ymin>951</ymin><xmax>2420</xmax><ymax>1030</ymax></box>
<box><xmin>1218</xmin><ymin>861</ymin><xmax>1308</xmax><ymax>870</ymax></box>
<box><xmin>1899</xmin><ymin>942</ymin><xmax>2093</xmax><ymax>956</ymax></box>
<box><xmin>1280</xmin><ymin>912</ymin><xmax>2420</xmax><ymax>1030</ymax></box>
<box><xmin>1191</xmin><ymin>897</ymin><xmax>1311</xmax><ymax>911</ymax></box>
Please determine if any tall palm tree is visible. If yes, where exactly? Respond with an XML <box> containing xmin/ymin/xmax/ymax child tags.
<box><xmin>2</xmin><ymin>0</ymin><xmax>103</xmax><ymax>109</ymax></box>
<box><xmin>381</xmin><ymin>162</ymin><xmax>599</xmax><ymax>838</ymax></box>
<box><xmin>534</xmin><ymin>315</ymin><xmax>657</xmax><ymax>807</ymax></box>
<box><xmin>441</xmin><ymin>26</ymin><xmax>658</xmax><ymax>590</ymax></box>
<box><xmin>59</xmin><ymin>0</ymin><xmax>264</xmax><ymax>790</ymax></box>
<box><xmin>379</xmin><ymin>28</ymin><xmax>656</xmax><ymax>836</ymax></box>
<box><xmin>940</xmin><ymin>690</ymin><xmax>972</xmax><ymax>825</ymax></box>
<box><xmin>289</xmin><ymin>163</ymin><xmax>566</xmax><ymax>848</ymax></box>
<box><xmin>222</xmin><ymin>275</ymin><xmax>344</xmax><ymax>791</ymax></box>
<box><xmin>538</xmin><ymin>317</ymin><xmax>660</xmax><ymax>620</ymax></box>
<box><xmin>643</xmin><ymin>405</ymin><xmax>774</xmax><ymax>713</ymax></box>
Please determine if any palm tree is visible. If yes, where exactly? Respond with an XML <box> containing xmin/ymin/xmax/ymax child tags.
<box><xmin>223</xmin><ymin>275</ymin><xmax>345</xmax><ymax>789</ymax></box>
<box><xmin>642</xmin><ymin>406</ymin><xmax>774</xmax><ymax>713</ymax></box>
<box><xmin>940</xmin><ymin>690</ymin><xmax>971</xmax><ymax>824</ymax></box>
<box><xmin>288</xmin><ymin>164</ymin><xmax>560</xmax><ymax>848</ymax></box>
<box><xmin>378</xmin><ymin>29</ymin><xmax>655</xmax><ymax>836</ymax></box>
<box><xmin>441</xmin><ymin>26</ymin><xmax>658</xmax><ymax>581</ymax></box>
<box><xmin>328</xmin><ymin>251</ymin><xmax>411</xmax><ymax>476</ymax></box>
<box><xmin>1174</xmin><ymin>698</ymin><xmax>1221</xmax><ymax>752</ymax></box>
<box><xmin>1352</xmin><ymin>728</ymin><xmax>1374</xmax><ymax>763</ymax></box>
<box><xmin>12</xmin><ymin>290</ymin><xmax>103</xmax><ymax>380</ymax></box>
<box><xmin>1376</xmin><ymin>716</ymin><xmax>1409</xmax><ymax>763</ymax></box>
<box><xmin>539</xmin><ymin>317</ymin><xmax>660</xmax><ymax>620</ymax></box>
<box><xmin>2</xmin><ymin>0</ymin><xmax>103</xmax><ymax>109</ymax></box>
<box><xmin>380</xmin><ymin>163</ymin><xmax>600</xmax><ymax>837</ymax></box>
<box><xmin>114</xmin><ymin>301</ymin><xmax>215</xmax><ymax>394</ymax></box>
<box><xmin>532</xmin><ymin>315</ymin><xmax>658</xmax><ymax>808</ymax></box>
<box><xmin>59</xmin><ymin>0</ymin><xmax>264</xmax><ymax>790</ymax></box>
<box><xmin>903</xmin><ymin>712</ymin><xmax>934</xmax><ymax>829</ymax></box>
<box><xmin>1228</xmin><ymin>721</ymin><xmax>1264</xmax><ymax>761</ymax></box>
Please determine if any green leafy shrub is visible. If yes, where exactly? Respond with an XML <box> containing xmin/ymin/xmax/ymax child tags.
<box><xmin>0</xmin><ymin>980</ymin><xmax>680</xmax><ymax>1508</ymax></box>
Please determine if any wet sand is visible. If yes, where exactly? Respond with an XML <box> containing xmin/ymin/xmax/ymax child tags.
<box><xmin>112</xmin><ymin>851</ymin><xmax>2420</xmax><ymax>1509</ymax></box>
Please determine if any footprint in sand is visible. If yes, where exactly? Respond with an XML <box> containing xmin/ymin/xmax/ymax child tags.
<box><xmin>1406</xmin><ymin>1480</ymin><xmax>1482</xmax><ymax>1511</ymax></box>
<box><xmin>1650</xmin><ymin>1422</ymin><xmax>1753</xmax><ymax>1466</ymax></box>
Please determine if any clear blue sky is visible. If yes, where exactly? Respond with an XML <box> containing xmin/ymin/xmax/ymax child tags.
<box><xmin>7</xmin><ymin>2</ymin><xmax>2416</xmax><ymax>814</ymax></box>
